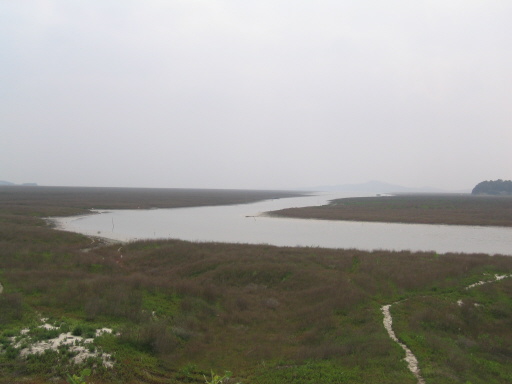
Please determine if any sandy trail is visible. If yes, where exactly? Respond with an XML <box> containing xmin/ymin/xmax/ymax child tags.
<box><xmin>465</xmin><ymin>273</ymin><xmax>510</xmax><ymax>290</ymax></box>
<box><xmin>458</xmin><ymin>274</ymin><xmax>512</xmax><ymax>307</ymax></box>
<box><xmin>381</xmin><ymin>273</ymin><xmax>512</xmax><ymax>384</ymax></box>
<box><xmin>381</xmin><ymin>304</ymin><xmax>425</xmax><ymax>384</ymax></box>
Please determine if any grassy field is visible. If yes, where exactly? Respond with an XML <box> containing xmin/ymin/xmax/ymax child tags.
<box><xmin>1</xmin><ymin>187</ymin><xmax>512</xmax><ymax>383</ymax></box>
<box><xmin>269</xmin><ymin>194</ymin><xmax>512</xmax><ymax>227</ymax></box>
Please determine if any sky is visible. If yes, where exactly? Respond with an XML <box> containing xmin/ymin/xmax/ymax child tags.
<box><xmin>1</xmin><ymin>1</ymin><xmax>511</xmax><ymax>191</ymax></box>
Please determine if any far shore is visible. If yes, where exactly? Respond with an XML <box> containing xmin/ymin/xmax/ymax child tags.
<box><xmin>268</xmin><ymin>194</ymin><xmax>512</xmax><ymax>227</ymax></box>
<box><xmin>0</xmin><ymin>185</ymin><xmax>306</xmax><ymax>217</ymax></box>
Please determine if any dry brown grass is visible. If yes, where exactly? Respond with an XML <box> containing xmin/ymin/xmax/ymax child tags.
<box><xmin>0</xmin><ymin>185</ymin><xmax>302</xmax><ymax>216</ymax></box>
<box><xmin>270</xmin><ymin>194</ymin><xmax>512</xmax><ymax>226</ymax></box>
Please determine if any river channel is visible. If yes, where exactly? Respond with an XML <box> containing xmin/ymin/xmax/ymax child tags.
<box><xmin>51</xmin><ymin>192</ymin><xmax>512</xmax><ymax>255</ymax></box>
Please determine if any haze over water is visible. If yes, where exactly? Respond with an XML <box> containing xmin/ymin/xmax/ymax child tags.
<box><xmin>52</xmin><ymin>193</ymin><xmax>512</xmax><ymax>256</ymax></box>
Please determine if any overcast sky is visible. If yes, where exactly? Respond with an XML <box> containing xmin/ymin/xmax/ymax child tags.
<box><xmin>1</xmin><ymin>1</ymin><xmax>511</xmax><ymax>191</ymax></box>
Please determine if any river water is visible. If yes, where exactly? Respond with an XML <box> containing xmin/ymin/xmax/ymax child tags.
<box><xmin>51</xmin><ymin>192</ymin><xmax>512</xmax><ymax>255</ymax></box>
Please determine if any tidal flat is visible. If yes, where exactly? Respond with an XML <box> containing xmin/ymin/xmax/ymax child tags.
<box><xmin>1</xmin><ymin>186</ymin><xmax>512</xmax><ymax>384</ymax></box>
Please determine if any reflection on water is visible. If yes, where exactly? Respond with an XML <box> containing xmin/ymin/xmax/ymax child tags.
<box><xmin>51</xmin><ymin>192</ymin><xmax>512</xmax><ymax>255</ymax></box>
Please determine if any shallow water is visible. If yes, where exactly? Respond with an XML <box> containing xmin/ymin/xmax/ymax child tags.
<box><xmin>51</xmin><ymin>192</ymin><xmax>512</xmax><ymax>255</ymax></box>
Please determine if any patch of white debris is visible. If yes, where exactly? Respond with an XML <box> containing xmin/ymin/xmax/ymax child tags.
<box><xmin>6</xmin><ymin>319</ymin><xmax>115</xmax><ymax>368</ymax></box>
<box><xmin>40</xmin><ymin>323</ymin><xmax>59</xmax><ymax>330</ymax></box>
<box><xmin>95</xmin><ymin>328</ymin><xmax>113</xmax><ymax>337</ymax></box>
<box><xmin>381</xmin><ymin>304</ymin><xmax>425</xmax><ymax>384</ymax></box>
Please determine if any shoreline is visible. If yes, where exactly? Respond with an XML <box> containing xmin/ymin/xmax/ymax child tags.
<box><xmin>45</xmin><ymin>194</ymin><xmax>512</xmax><ymax>256</ymax></box>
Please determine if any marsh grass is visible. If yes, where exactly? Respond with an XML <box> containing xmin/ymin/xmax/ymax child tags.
<box><xmin>270</xmin><ymin>194</ymin><xmax>512</xmax><ymax>227</ymax></box>
<box><xmin>0</xmin><ymin>186</ymin><xmax>301</xmax><ymax>213</ymax></box>
<box><xmin>1</xmin><ymin>187</ymin><xmax>512</xmax><ymax>383</ymax></box>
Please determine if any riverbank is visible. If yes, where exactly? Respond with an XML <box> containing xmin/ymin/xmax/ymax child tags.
<box><xmin>269</xmin><ymin>194</ymin><xmax>512</xmax><ymax>227</ymax></box>
<box><xmin>47</xmin><ymin>191</ymin><xmax>512</xmax><ymax>255</ymax></box>
<box><xmin>1</xmin><ymin>187</ymin><xmax>512</xmax><ymax>383</ymax></box>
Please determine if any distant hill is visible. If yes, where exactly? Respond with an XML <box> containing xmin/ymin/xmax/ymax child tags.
<box><xmin>0</xmin><ymin>181</ymin><xmax>38</xmax><ymax>186</ymax></box>
<box><xmin>302</xmin><ymin>180</ymin><xmax>454</xmax><ymax>194</ymax></box>
<box><xmin>472</xmin><ymin>179</ymin><xmax>512</xmax><ymax>195</ymax></box>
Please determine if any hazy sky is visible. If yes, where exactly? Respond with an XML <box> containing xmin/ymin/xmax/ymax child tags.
<box><xmin>2</xmin><ymin>1</ymin><xmax>511</xmax><ymax>190</ymax></box>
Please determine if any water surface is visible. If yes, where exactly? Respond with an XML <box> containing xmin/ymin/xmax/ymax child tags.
<box><xmin>52</xmin><ymin>193</ymin><xmax>512</xmax><ymax>255</ymax></box>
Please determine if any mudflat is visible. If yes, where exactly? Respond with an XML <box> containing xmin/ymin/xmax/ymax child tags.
<box><xmin>269</xmin><ymin>194</ymin><xmax>512</xmax><ymax>227</ymax></box>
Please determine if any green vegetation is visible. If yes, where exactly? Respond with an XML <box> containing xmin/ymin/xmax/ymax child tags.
<box><xmin>270</xmin><ymin>194</ymin><xmax>512</xmax><ymax>227</ymax></box>
<box><xmin>472</xmin><ymin>179</ymin><xmax>512</xmax><ymax>196</ymax></box>
<box><xmin>391</xmin><ymin>277</ymin><xmax>512</xmax><ymax>384</ymax></box>
<box><xmin>1</xmin><ymin>186</ymin><xmax>512</xmax><ymax>383</ymax></box>
<box><xmin>204</xmin><ymin>370</ymin><xmax>239</xmax><ymax>384</ymax></box>
<box><xmin>67</xmin><ymin>368</ymin><xmax>91</xmax><ymax>384</ymax></box>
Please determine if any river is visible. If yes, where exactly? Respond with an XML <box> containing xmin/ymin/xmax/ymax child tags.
<box><xmin>51</xmin><ymin>192</ymin><xmax>512</xmax><ymax>255</ymax></box>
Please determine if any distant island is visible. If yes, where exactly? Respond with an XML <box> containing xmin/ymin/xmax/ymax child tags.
<box><xmin>472</xmin><ymin>179</ymin><xmax>512</xmax><ymax>195</ymax></box>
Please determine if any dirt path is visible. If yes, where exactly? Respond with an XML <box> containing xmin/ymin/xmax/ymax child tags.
<box><xmin>0</xmin><ymin>281</ymin><xmax>3</xmax><ymax>294</ymax></box>
<box><xmin>381</xmin><ymin>273</ymin><xmax>512</xmax><ymax>384</ymax></box>
<box><xmin>381</xmin><ymin>304</ymin><xmax>425</xmax><ymax>384</ymax></box>
<box><xmin>465</xmin><ymin>273</ymin><xmax>510</xmax><ymax>290</ymax></box>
